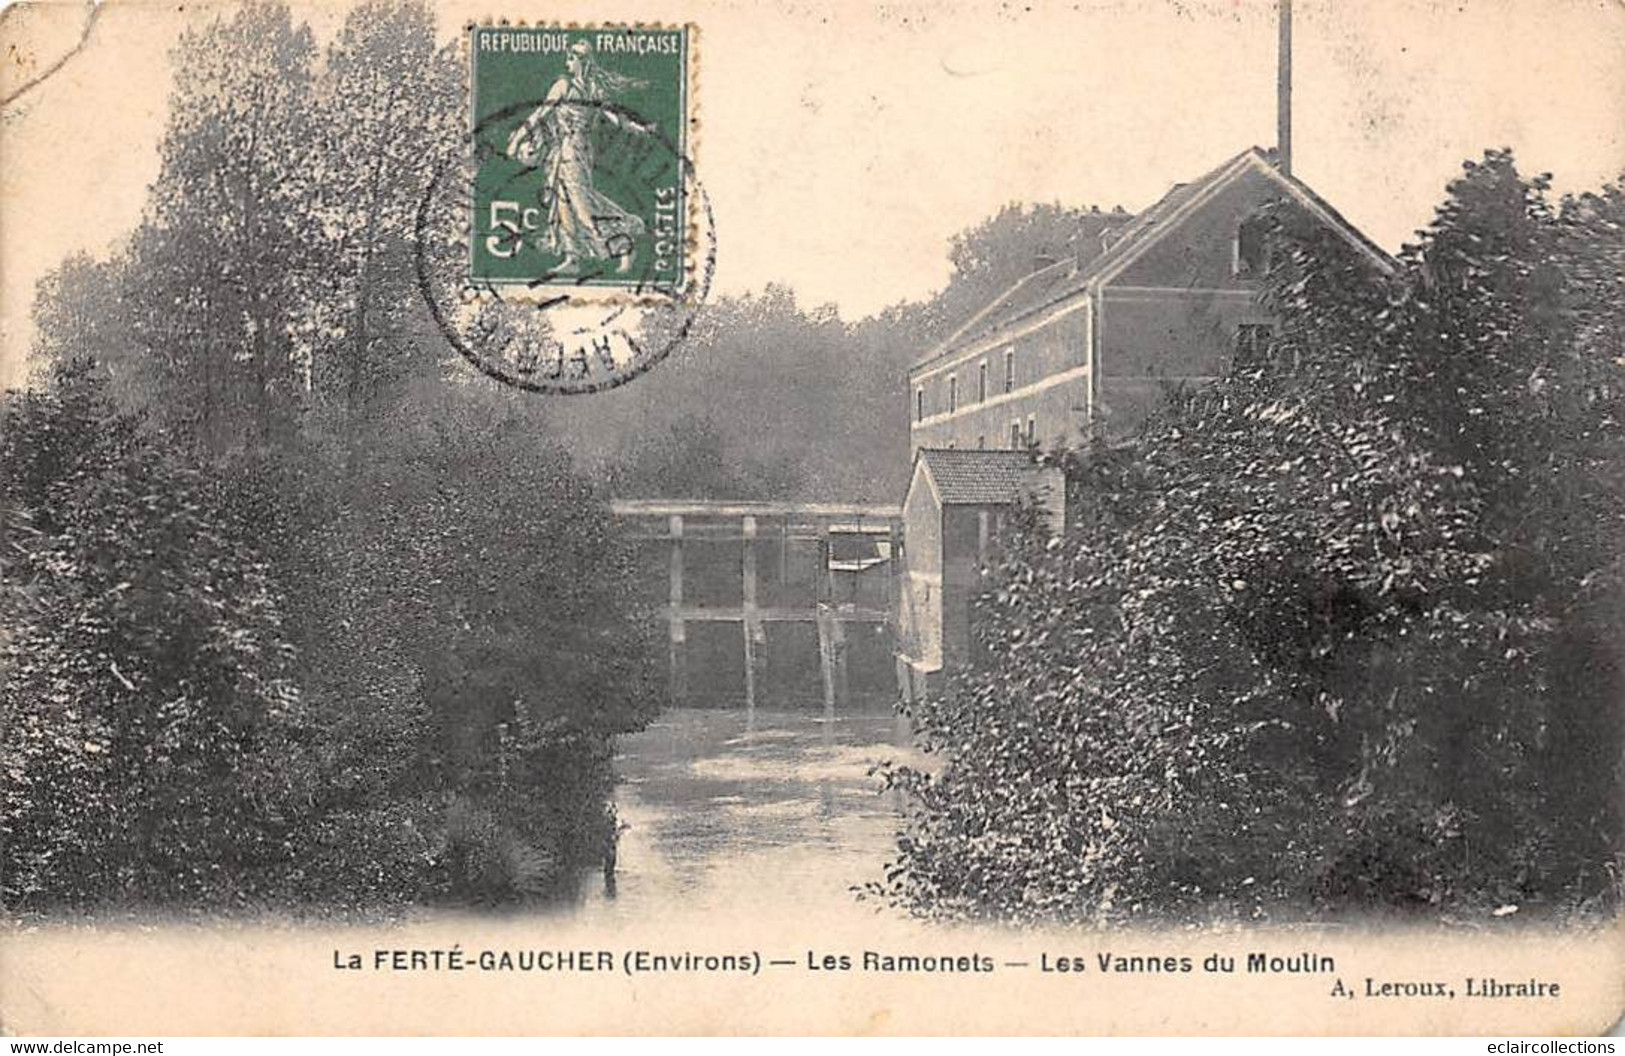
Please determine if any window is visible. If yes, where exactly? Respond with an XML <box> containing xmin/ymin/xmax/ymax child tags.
<box><xmin>915</xmin><ymin>387</ymin><xmax>924</xmax><ymax>423</ymax></box>
<box><xmin>1003</xmin><ymin>349</ymin><xmax>1015</xmax><ymax>394</ymax></box>
<box><xmin>1234</xmin><ymin>323</ymin><xmax>1276</xmax><ymax>371</ymax></box>
<box><xmin>1010</xmin><ymin>422</ymin><xmax>1022</xmax><ymax>450</ymax></box>
<box><xmin>977</xmin><ymin>434</ymin><xmax>986</xmax><ymax>450</ymax></box>
<box><xmin>946</xmin><ymin>440</ymin><xmax>956</xmax><ymax>450</ymax></box>
<box><xmin>1235</xmin><ymin>216</ymin><xmax>1270</xmax><ymax>277</ymax></box>
<box><xmin>1025</xmin><ymin>415</ymin><xmax>1037</xmax><ymax>448</ymax></box>
<box><xmin>948</xmin><ymin>374</ymin><xmax>958</xmax><ymax>413</ymax></box>
<box><xmin>978</xmin><ymin>361</ymin><xmax>988</xmax><ymax>403</ymax></box>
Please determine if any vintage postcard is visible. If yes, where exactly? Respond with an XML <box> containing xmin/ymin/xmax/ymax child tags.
<box><xmin>1</xmin><ymin>0</ymin><xmax>1622</xmax><ymax>1037</ymax></box>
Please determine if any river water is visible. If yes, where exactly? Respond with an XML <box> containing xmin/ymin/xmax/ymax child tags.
<box><xmin>565</xmin><ymin>705</ymin><xmax>924</xmax><ymax>924</ymax></box>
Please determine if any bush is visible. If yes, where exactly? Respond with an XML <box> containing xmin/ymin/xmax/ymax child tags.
<box><xmin>876</xmin><ymin>152</ymin><xmax>1625</xmax><ymax>924</ymax></box>
<box><xmin>2</xmin><ymin>360</ymin><xmax>308</xmax><ymax>909</ymax></box>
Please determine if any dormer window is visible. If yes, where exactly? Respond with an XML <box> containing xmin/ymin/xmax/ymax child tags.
<box><xmin>1234</xmin><ymin>216</ymin><xmax>1270</xmax><ymax>277</ymax></box>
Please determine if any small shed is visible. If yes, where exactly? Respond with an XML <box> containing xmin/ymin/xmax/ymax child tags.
<box><xmin>894</xmin><ymin>448</ymin><xmax>1064</xmax><ymax>699</ymax></box>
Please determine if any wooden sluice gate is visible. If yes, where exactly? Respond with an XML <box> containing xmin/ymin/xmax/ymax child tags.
<box><xmin>609</xmin><ymin>500</ymin><xmax>903</xmax><ymax>713</ymax></box>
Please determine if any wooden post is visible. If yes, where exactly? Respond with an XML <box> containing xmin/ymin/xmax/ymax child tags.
<box><xmin>817</xmin><ymin>523</ymin><xmax>833</xmax><ymax>604</ymax></box>
<box><xmin>668</xmin><ymin>514</ymin><xmax>686</xmax><ymax>701</ymax></box>
<box><xmin>816</xmin><ymin>605</ymin><xmax>837</xmax><ymax>719</ymax></box>
<box><xmin>742</xmin><ymin>515</ymin><xmax>759</xmax><ymax>716</ymax></box>
<box><xmin>779</xmin><ymin>519</ymin><xmax>789</xmax><ymax>587</ymax></box>
<box><xmin>830</xmin><ymin>611</ymin><xmax>848</xmax><ymax>713</ymax></box>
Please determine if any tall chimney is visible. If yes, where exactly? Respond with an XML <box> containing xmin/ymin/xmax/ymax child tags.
<box><xmin>1277</xmin><ymin>0</ymin><xmax>1292</xmax><ymax>176</ymax></box>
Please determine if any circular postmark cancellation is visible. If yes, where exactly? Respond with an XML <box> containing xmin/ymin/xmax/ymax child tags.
<box><xmin>415</xmin><ymin>24</ymin><xmax>712</xmax><ymax>395</ymax></box>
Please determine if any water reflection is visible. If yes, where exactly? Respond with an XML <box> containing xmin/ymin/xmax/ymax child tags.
<box><xmin>574</xmin><ymin>706</ymin><xmax>921</xmax><ymax>923</ymax></box>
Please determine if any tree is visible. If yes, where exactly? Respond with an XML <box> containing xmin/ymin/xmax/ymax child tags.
<box><xmin>545</xmin><ymin>287</ymin><xmax>881</xmax><ymax>500</ymax></box>
<box><xmin>1</xmin><ymin>359</ymin><xmax>306</xmax><ymax>908</ymax></box>
<box><xmin>7</xmin><ymin>1</ymin><xmax>665</xmax><ymax>912</ymax></box>
<box><xmin>286</xmin><ymin>378</ymin><xmax>661</xmax><ymax>902</ymax></box>
<box><xmin>609</xmin><ymin>414</ymin><xmax>802</xmax><ymax>500</ymax></box>
<box><xmin>877</xmin><ymin>152</ymin><xmax>1625</xmax><ymax>924</ymax></box>
<box><xmin>303</xmin><ymin>0</ymin><xmax>463</xmax><ymax>418</ymax></box>
<box><xmin>123</xmin><ymin>2</ymin><xmax>318</xmax><ymax>449</ymax></box>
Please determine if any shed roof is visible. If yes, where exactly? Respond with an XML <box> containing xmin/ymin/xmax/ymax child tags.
<box><xmin>916</xmin><ymin>448</ymin><xmax>1042</xmax><ymax>506</ymax></box>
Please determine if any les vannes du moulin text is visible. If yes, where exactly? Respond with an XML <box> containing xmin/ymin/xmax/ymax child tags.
<box><xmin>336</xmin><ymin>947</ymin><xmax>1342</xmax><ymax>976</ymax></box>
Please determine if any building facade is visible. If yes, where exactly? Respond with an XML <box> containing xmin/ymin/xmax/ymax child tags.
<box><xmin>896</xmin><ymin>147</ymin><xmax>1392</xmax><ymax>690</ymax></box>
<box><xmin>907</xmin><ymin>146</ymin><xmax>1394</xmax><ymax>458</ymax></box>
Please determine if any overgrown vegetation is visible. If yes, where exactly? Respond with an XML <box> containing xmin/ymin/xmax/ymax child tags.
<box><xmin>878</xmin><ymin>153</ymin><xmax>1625</xmax><ymax>924</ymax></box>
<box><xmin>0</xmin><ymin>1</ymin><xmax>657</xmax><ymax>912</ymax></box>
<box><xmin>0</xmin><ymin>0</ymin><xmax>1120</xmax><ymax>913</ymax></box>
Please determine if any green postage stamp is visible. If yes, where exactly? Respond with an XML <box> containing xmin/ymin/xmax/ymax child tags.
<box><xmin>468</xmin><ymin>24</ymin><xmax>693</xmax><ymax>296</ymax></box>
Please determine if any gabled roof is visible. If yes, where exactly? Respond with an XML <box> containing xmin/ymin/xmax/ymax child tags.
<box><xmin>935</xmin><ymin>210</ymin><xmax>1132</xmax><ymax>354</ymax></box>
<box><xmin>916</xmin><ymin>147</ymin><xmax>1396</xmax><ymax>368</ymax></box>
<box><xmin>914</xmin><ymin>448</ymin><xmax>1040</xmax><ymax>506</ymax></box>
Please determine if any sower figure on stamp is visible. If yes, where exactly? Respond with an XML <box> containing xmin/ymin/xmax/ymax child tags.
<box><xmin>506</xmin><ymin>40</ymin><xmax>653</xmax><ymax>275</ymax></box>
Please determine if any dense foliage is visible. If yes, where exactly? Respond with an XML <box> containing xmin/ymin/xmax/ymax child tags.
<box><xmin>281</xmin><ymin>381</ymin><xmax>660</xmax><ymax>906</ymax></box>
<box><xmin>1</xmin><ymin>360</ymin><xmax>305</xmax><ymax>906</ymax></box>
<box><xmin>1</xmin><ymin>1</ymin><xmax>656</xmax><ymax>912</ymax></box>
<box><xmin>878</xmin><ymin>153</ymin><xmax>1625</xmax><ymax>923</ymax></box>
<box><xmin>1</xmin><ymin>0</ymin><xmax>1120</xmax><ymax>912</ymax></box>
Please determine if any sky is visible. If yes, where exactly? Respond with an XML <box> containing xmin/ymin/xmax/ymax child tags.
<box><xmin>2</xmin><ymin>0</ymin><xmax>1623</xmax><ymax>389</ymax></box>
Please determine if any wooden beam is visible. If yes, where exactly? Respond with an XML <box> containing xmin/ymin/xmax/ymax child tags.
<box><xmin>618</xmin><ymin>523</ymin><xmax>896</xmax><ymax>541</ymax></box>
<box><xmin>654</xmin><ymin>605</ymin><xmax>890</xmax><ymax>624</ymax></box>
<box><xmin>611</xmin><ymin>499</ymin><xmax>902</xmax><ymax>520</ymax></box>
